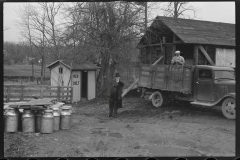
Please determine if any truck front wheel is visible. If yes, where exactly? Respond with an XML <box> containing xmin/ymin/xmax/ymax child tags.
<box><xmin>222</xmin><ymin>98</ymin><xmax>235</xmax><ymax>119</ymax></box>
<box><xmin>151</xmin><ymin>91</ymin><xmax>165</xmax><ymax>107</ymax></box>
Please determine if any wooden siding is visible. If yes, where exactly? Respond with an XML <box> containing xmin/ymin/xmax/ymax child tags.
<box><xmin>139</xmin><ymin>46</ymin><xmax>164</xmax><ymax>64</ymax></box>
<box><xmin>152</xmin><ymin>65</ymin><xmax>167</xmax><ymax>89</ymax></box>
<box><xmin>216</xmin><ymin>48</ymin><xmax>235</xmax><ymax>68</ymax></box>
<box><xmin>138</xmin><ymin>64</ymin><xmax>193</xmax><ymax>93</ymax></box>
<box><xmin>50</xmin><ymin>64</ymin><xmax>71</xmax><ymax>87</ymax></box>
<box><xmin>138</xmin><ymin>65</ymin><xmax>152</xmax><ymax>88</ymax></box>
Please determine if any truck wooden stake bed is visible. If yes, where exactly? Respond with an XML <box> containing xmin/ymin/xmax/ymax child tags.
<box><xmin>134</xmin><ymin>58</ymin><xmax>235</xmax><ymax>119</ymax></box>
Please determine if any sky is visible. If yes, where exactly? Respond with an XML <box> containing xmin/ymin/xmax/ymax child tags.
<box><xmin>3</xmin><ymin>2</ymin><xmax>235</xmax><ymax>43</ymax></box>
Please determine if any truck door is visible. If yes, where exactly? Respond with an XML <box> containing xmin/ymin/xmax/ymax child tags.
<box><xmin>196</xmin><ymin>69</ymin><xmax>214</xmax><ymax>102</ymax></box>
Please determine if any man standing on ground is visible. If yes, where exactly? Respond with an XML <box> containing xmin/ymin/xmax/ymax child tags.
<box><xmin>108</xmin><ymin>73</ymin><xmax>124</xmax><ymax>118</ymax></box>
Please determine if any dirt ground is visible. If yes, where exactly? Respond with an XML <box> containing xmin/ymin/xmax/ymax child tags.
<box><xmin>4</xmin><ymin>91</ymin><xmax>235</xmax><ymax>157</ymax></box>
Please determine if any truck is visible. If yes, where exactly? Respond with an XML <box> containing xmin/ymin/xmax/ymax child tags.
<box><xmin>135</xmin><ymin>57</ymin><xmax>235</xmax><ymax>119</ymax></box>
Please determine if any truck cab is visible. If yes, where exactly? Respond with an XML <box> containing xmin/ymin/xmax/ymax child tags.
<box><xmin>190</xmin><ymin>65</ymin><xmax>235</xmax><ymax>119</ymax></box>
<box><xmin>193</xmin><ymin>65</ymin><xmax>235</xmax><ymax>103</ymax></box>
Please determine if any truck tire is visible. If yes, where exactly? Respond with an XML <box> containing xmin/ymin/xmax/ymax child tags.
<box><xmin>151</xmin><ymin>91</ymin><xmax>165</xmax><ymax>107</ymax></box>
<box><xmin>222</xmin><ymin>98</ymin><xmax>235</xmax><ymax>119</ymax></box>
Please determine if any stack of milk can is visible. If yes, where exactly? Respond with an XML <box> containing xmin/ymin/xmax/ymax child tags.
<box><xmin>4</xmin><ymin>102</ymin><xmax>73</xmax><ymax>134</ymax></box>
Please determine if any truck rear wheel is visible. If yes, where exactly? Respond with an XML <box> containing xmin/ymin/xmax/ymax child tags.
<box><xmin>222</xmin><ymin>98</ymin><xmax>235</xmax><ymax>119</ymax></box>
<box><xmin>151</xmin><ymin>91</ymin><xmax>165</xmax><ymax>107</ymax></box>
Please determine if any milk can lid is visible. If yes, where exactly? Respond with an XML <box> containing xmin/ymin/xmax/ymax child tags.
<box><xmin>45</xmin><ymin>109</ymin><xmax>53</xmax><ymax>112</ymax></box>
<box><xmin>61</xmin><ymin>105</ymin><xmax>72</xmax><ymax>109</ymax></box>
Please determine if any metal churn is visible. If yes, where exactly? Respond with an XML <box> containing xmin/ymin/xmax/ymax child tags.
<box><xmin>60</xmin><ymin>106</ymin><xmax>72</xmax><ymax>130</ymax></box>
<box><xmin>35</xmin><ymin>110</ymin><xmax>43</xmax><ymax>133</ymax></box>
<box><xmin>4</xmin><ymin>108</ymin><xmax>19</xmax><ymax>133</ymax></box>
<box><xmin>41</xmin><ymin>109</ymin><xmax>54</xmax><ymax>134</ymax></box>
<box><xmin>53</xmin><ymin>108</ymin><xmax>60</xmax><ymax>131</ymax></box>
<box><xmin>22</xmin><ymin>109</ymin><xmax>35</xmax><ymax>133</ymax></box>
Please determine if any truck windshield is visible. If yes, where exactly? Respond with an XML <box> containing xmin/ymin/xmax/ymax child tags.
<box><xmin>215</xmin><ymin>70</ymin><xmax>235</xmax><ymax>80</ymax></box>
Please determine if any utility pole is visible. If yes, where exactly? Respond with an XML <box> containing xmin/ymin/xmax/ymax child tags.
<box><xmin>145</xmin><ymin>2</ymin><xmax>147</xmax><ymax>29</ymax></box>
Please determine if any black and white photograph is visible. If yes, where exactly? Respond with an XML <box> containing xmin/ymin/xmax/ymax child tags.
<box><xmin>3</xmin><ymin>1</ymin><xmax>236</xmax><ymax>157</ymax></box>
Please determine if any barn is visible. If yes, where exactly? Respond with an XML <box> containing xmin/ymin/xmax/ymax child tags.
<box><xmin>136</xmin><ymin>16</ymin><xmax>235</xmax><ymax>68</ymax></box>
<box><xmin>47</xmin><ymin>60</ymin><xmax>100</xmax><ymax>102</ymax></box>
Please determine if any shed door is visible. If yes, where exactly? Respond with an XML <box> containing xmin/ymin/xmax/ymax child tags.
<box><xmin>81</xmin><ymin>71</ymin><xmax>88</xmax><ymax>99</ymax></box>
<box><xmin>88</xmin><ymin>71</ymin><xmax>96</xmax><ymax>100</ymax></box>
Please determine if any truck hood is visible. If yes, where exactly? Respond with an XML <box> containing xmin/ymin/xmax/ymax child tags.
<box><xmin>215</xmin><ymin>80</ymin><xmax>235</xmax><ymax>85</ymax></box>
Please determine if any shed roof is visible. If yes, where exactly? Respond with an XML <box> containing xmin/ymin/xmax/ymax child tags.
<box><xmin>138</xmin><ymin>16</ymin><xmax>235</xmax><ymax>47</ymax></box>
<box><xmin>47</xmin><ymin>60</ymin><xmax>100</xmax><ymax>71</ymax></box>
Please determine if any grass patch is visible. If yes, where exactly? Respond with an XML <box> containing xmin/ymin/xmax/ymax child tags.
<box><xmin>4</xmin><ymin>64</ymin><xmax>50</xmax><ymax>77</ymax></box>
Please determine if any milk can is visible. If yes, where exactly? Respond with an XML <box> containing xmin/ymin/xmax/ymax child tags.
<box><xmin>22</xmin><ymin>109</ymin><xmax>35</xmax><ymax>133</ymax></box>
<box><xmin>53</xmin><ymin>108</ymin><xmax>60</xmax><ymax>131</ymax></box>
<box><xmin>4</xmin><ymin>108</ymin><xmax>19</xmax><ymax>133</ymax></box>
<box><xmin>35</xmin><ymin>110</ymin><xmax>43</xmax><ymax>133</ymax></box>
<box><xmin>41</xmin><ymin>109</ymin><xmax>54</xmax><ymax>134</ymax></box>
<box><xmin>60</xmin><ymin>106</ymin><xmax>71</xmax><ymax>130</ymax></box>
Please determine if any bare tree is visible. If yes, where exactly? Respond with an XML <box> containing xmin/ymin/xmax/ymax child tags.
<box><xmin>161</xmin><ymin>2</ymin><xmax>197</xmax><ymax>18</ymax></box>
<box><xmin>39</xmin><ymin>2</ymin><xmax>64</xmax><ymax>60</ymax></box>
<box><xmin>64</xmin><ymin>2</ymin><xmax>145</xmax><ymax>97</ymax></box>
<box><xmin>16</xmin><ymin>3</ymin><xmax>48</xmax><ymax>82</ymax></box>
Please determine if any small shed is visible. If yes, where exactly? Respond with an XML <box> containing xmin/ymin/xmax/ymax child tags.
<box><xmin>137</xmin><ymin>16</ymin><xmax>235</xmax><ymax>68</ymax></box>
<box><xmin>47</xmin><ymin>60</ymin><xmax>100</xmax><ymax>102</ymax></box>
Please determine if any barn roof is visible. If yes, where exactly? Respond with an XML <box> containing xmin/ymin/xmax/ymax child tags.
<box><xmin>47</xmin><ymin>60</ymin><xmax>100</xmax><ymax>71</ymax></box>
<box><xmin>138</xmin><ymin>16</ymin><xmax>235</xmax><ymax>47</ymax></box>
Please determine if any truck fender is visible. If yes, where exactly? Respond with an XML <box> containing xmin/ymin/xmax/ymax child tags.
<box><xmin>215</xmin><ymin>93</ymin><xmax>235</xmax><ymax>106</ymax></box>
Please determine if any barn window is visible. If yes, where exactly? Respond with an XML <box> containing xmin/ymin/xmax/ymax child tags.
<box><xmin>59</xmin><ymin>67</ymin><xmax>63</xmax><ymax>74</ymax></box>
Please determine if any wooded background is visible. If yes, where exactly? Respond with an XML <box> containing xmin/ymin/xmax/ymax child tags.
<box><xmin>4</xmin><ymin>2</ymin><xmax>197</xmax><ymax>97</ymax></box>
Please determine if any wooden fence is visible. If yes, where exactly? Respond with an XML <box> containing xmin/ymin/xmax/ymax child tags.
<box><xmin>4</xmin><ymin>85</ymin><xmax>73</xmax><ymax>103</ymax></box>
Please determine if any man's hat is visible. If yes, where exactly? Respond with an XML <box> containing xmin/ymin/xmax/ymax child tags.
<box><xmin>175</xmin><ymin>50</ymin><xmax>181</xmax><ymax>54</ymax></box>
<box><xmin>114</xmin><ymin>73</ymin><xmax>121</xmax><ymax>77</ymax></box>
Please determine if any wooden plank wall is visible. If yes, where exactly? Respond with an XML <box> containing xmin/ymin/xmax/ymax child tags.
<box><xmin>139</xmin><ymin>46</ymin><xmax>163</xmax><ymax>64</ymax></box>
<box><xmin>138</xmin><ymin>65</ymin><xmax>152</xmax><ymax>88</ymax></box>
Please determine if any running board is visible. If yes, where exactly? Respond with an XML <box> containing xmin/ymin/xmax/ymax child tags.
<box><xmin>190</xmin><ymin>102</ymin><xmax>214</xmax><ymax>106</ymax></box>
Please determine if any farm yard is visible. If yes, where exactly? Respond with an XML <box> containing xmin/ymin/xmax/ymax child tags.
<box><xmin>3</xmin><ymin>1</ymin><xmax>236</xmax><ymax>158</ymax></box>
<box><xmin>4</xmin><ymin>90</ymin><xmax>235</xmax><ymax>157</ymax></box>
<box><xmin>3</xmin><ymin>64</ymin><xmax>236</xmax><ymax>157</ymax></box>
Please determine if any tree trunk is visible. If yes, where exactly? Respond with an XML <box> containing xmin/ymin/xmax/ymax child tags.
<box><xmin>32</xmin><ymin>61</ymin><xmax>34</xmax><ymax>82</ymax></box>
<box><xmin>96</xmin><ymin>50</ymin><xmax>117</xmax><ymax>98</ymax></box>
<box><xmin>41</xmin><ymin>55</ymin><xmax>44</xmax><ymax>83</ymax></box>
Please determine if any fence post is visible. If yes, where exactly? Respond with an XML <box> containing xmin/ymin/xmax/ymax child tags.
<box><xmin>40</xmin><ymin>86</ymin><xmax>43</xmax><ymax>99</ymax></box>
<box><xmin>57</xmin><ymin>86</ymin><xmax>61</xmax><ymax>101</ymax></box>
<box><xmin>20</xmin><ymin>85</ymin><xmax>24</xmax><ymax>101</ymax></box>
<box><xmin>70</xmin><ymin>87</ymin><xmax>73</xmax><ymax>103</ymax></box>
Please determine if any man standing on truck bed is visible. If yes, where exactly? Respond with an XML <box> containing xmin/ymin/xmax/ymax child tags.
<box><xmin>171</xmin><ymin>50</ymin><xmax>185</xmax><ymax>65</ymax></box>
